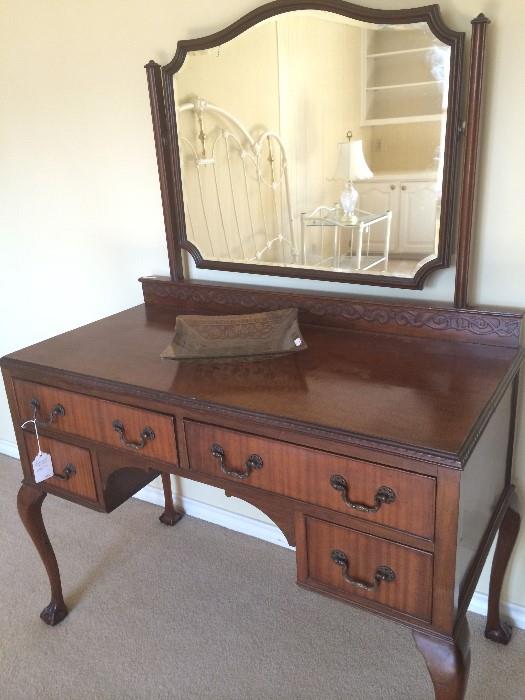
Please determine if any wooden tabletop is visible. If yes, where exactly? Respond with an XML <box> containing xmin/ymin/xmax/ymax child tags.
<box><xmin>3</xmin><ymin>304</ymin><xmax>521</xmax><ymax>464</ymax></box>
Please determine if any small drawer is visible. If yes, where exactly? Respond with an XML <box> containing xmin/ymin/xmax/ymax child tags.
<box><xmin>297</xmin><ymin>515</ymin><xmax>433</xmax><ymax>621</ymax></box>
<box><xmin>15</xmin><ymin>379</ymin><xmax>178</xmax><ymax>465</ymax></box>
<box><xmin>184</xmin><ymin>420</ymin><xmax>435</xmax><ymax>539</ymax></box>
<box><xmin>24</xmin><ymin>433</ymin><xmax>98</xmax><ymax>502</ymax></box>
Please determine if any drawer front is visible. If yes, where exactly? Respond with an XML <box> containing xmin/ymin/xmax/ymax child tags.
<box><xmin>185</xmin><ymin>420</ymin><xmax>435</xmax><ymax>538</ymax></box>
<box><xmin>24</xmin><ymin>433</ymin><xmax>98</xmax><ymax>502</ymax></box>
<box><xmin>299</xmin><ymin>515</ymin><xmax>433</xmax><ymax>621</ymax></box>
<box><xmin>15</xmin><ymin>380</ymin><xmax>178</xmax><ymax>465</ymax></box>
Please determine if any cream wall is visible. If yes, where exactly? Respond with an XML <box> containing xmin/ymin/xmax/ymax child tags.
<box><xmin>1</xmin><ymin>0</ymin><xmax>524</xmax><ymax>609</ymax></box>
<box><xmin>277</xmin><ymin>15</ymin><xmax>362</xmax><ymax>218</ymax></box>
<box><xmin>175</xmin><ymin>14</ymin><xmax>363</xmax><ymax>263</ymax></box>
<box><xmin>175</xmin><ymin>20</ymin><xmax>282</xmax><ymax>260</ymax></box>
<box><xmin>367</xmin><ymin>121</ymin><xmax>441</xmax><ymax>172</ymax></box>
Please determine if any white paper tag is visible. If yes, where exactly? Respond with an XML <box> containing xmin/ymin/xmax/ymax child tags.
<box><xmin>294</xmin><ymin>337</ymin><xmax>302</xmax><ymax>347</ymax></box>
<box><xmin>33</xmin><ymin>452</ymin><xmax>54</xmax><ymax>483</ymax></box>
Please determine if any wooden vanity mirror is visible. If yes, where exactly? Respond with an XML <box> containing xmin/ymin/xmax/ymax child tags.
<box><xmin>149</xmin><ymin>0</ymin><xmax>465</xmax><ymax>290</ymax></box>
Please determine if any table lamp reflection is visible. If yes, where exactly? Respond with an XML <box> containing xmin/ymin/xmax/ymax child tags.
<box><xmin>333</xmin><ymin>131</ymin><xmax>373</xmax><ymax>223</ymax></box>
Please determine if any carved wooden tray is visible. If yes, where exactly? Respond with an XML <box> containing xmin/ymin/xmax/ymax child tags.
<box><xmin>161</xmin><ymin>308</ymin><xmax>307</xmax><ymax>361</ymax></box>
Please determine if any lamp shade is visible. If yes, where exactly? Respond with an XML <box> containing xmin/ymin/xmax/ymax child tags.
<box><xmin>333</xmin><ymin>139</ymin><xmax>373</xmax><ymax>181</ymax></box>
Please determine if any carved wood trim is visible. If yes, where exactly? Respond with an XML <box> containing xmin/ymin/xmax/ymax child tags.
<box><xmin>140</xmin><ymin>277</ymin><xmax>523</xmax><ymax>348</ymax></box>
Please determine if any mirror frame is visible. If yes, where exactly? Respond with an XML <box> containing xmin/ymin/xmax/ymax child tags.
<box><xmin>153</xmin><ymin>0</ymin><xmax>465</xmax><ymax>290</ymax></box>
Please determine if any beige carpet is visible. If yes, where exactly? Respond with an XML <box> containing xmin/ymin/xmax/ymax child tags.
<box><xmin>0</xmin><ymin>454</ymin><xmax>523</xmax><ymax>700</ymax></box>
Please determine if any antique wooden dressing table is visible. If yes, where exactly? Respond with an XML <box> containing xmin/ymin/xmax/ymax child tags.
<box><xmin>1</xmin><ymin>3</ymin><xmax>522</xmax><ymax>699</ymax></box>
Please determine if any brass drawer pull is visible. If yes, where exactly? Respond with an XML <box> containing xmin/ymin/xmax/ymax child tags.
<box><xmin>211</xmin><ymin>443</ymin><xmax>263</xmax><ymax>480</ymax></box>
<box><xmin>329</xmin><ymin>474</ymin><xmax>396</xmax><ymax>513</ymax></box>
<box><xmin>331</xmin><ymin>549</ymin><xmax>396</xmax><ymax>591</ymax></box>
<box><xmin>112</xmin><ymin>420</ymin><xmax>155</xmax><ymax>450</ymax></box>
<box><xmin>53</xmin><ymin>463</ymin><xmax>77</xmax><ymax>481</ymax></box>
<box><xmin>30</xmin><ymin>398</ymin><xmax>66</xmax><ymax>426</ymax></box>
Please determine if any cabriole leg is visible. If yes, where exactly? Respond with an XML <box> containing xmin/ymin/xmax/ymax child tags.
<box><xmin>413</xmin><ymin>616</ymin><xmax>470</xmax><ymax>700</ymax></box>
<box><xmin>159</xmin><ymin>472</ymin><xmax>183</xmax><ymax>526</ymax></box>
<box><xmin>17</xmin><ymin>483</ymin><xmax>68</xmax><ymax>626</ymax></box>
<box><xmin>485</xmin><ymin>505</ymin><xmax>521</xmax><ymax>644</ymax></box>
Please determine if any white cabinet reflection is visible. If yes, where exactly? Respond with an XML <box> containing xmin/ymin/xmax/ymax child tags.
<box><xmin>173</xmin><ymin>11</ymin><xmax>451</xmax><ymax>280</ymax></box>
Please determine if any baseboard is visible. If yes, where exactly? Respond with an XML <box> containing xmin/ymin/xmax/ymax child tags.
<box><xmin>134</xmin><ymin>483</ymin><xmax>292</xmax><ymax>549</ymax></box>
<box><xmin>468</xmin><ymin>591</ymin><xmax>525</xmax><ymax>631</ymax></box>
<box><xmin>2</xmin><ymin>441</ymin><xmax>523</xmax><ymax>630</ymax></box>
<box><xmin>135</xmin><ymin>483</ymin><xmax>525</xmax><ymax>629</ymax></box>
<box><xmin>0</xmin><ymin>439</ymin><xmax>19</xmax><ymax>459</ymax></box>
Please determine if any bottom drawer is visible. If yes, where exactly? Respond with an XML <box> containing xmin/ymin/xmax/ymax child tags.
<box><xmin>24</xmin><ymin>433</ymin><xmax>98</xmax><ymax>502</ymax></box>
<box><xmin>297</xmin><ymin>515</ymin><xmax>433</xmax><ymax>622</ymax></box>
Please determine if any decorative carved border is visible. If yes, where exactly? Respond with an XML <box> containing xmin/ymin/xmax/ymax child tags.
<box><xmin>149</xmin><ymin>0</ymin><xmax>465</xmax><ymax>291</ymax></box>
<box><xmin>141</xmin><ymin>277</ymin><xmax>523</xmax><ymax>347</ymax></box>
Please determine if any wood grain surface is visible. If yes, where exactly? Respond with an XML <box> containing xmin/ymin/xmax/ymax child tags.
<box><xmin>15</xmin><ymin>379</ymin><xmax>178</xmax><ymax>465</ymax></box>
<box><xmin>298</xmin><ymin>514</ymin><xmax>433</xmax><ymax>621</ymax></box>
<box><xmin>23</xmin><ymin>433</ymin><xmax>98</xmax><ymax>502</ymax></box>
<box><xmin>185</xmin><ymin>420</ymin><xmax>436</xmax><ymax>538</ymax></box>
<box><xmin>2</xmin><ymin>304</ymin><xmax>521</xmax><ymax>467</ymax></box>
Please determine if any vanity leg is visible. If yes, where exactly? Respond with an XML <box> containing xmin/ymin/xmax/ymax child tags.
<box><xmin>159</xmin><ymin>472</ymin><xmax>183</xmax><ymax>526</ymax></box>
<box><xmin>17</xmin><ymin>483</ymin><xmax>68</xmax><ymax>626</ymax></box>
<box><xmin>484</xmin><ymin>505</ymin><xmax>521</xmax><ymax>644</ymax></box>
<box><xmin>413</xmin><ymin>616</ymin><xmax>470</xmax><ymax>700</ymax></box>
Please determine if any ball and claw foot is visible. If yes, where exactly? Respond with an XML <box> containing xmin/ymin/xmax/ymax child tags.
<box><xmin>159</xmin><ymin>510</ymin><xmax>184</xmax><ymax>527</ymax></box>
<box><xmin>485</xmin><ymin>620</ymin><xmax>512</xmax><ymax>645</ymax></box>
<box><xmin>484</xmin><ymin>504</ymin><xmax>520</xmax><ymax>646</ymax></box>
<box><xmin>159</xmin><ymin>472</ymin><xmax>184</xmax><ymax>526</ymax></box>
<box><xmin>40</xmin><ymin>601</ymin><xmax>68</xmax><ymax>626</ymax></box>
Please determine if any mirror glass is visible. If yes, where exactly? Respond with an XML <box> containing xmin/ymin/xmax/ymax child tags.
<box><xmin>173</xmin><ymin>10</ymin><xmax>451</xmax><ymax>280</ymax></box>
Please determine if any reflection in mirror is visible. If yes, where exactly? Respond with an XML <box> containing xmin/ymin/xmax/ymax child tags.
<box><xmin>173</xmin><ymin>11</ymin><xmax>451</xmax><ymax>279</ymax></box>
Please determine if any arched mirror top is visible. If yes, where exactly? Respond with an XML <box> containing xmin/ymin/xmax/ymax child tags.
<box><xmin>153</xmin><ymin>1</ymin><xmax>465</xmax><ymax>290</ymax></box>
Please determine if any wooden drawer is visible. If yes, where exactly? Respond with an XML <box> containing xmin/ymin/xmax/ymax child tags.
<box><xmin>24</xmin><ymin>433</ymin><xmax>98</xmax><ymax>502</ymax></box>
<box><xmin>185</xmin><ymin>420</ymin><xmax>435</xmax><ymax>539</ymax></box>
<box><xmin>15</xmin><ymin>379</ymin><xmax>178</xmax><ymax>465</ymax></box>
<box><xmin>297</xmin><ymin>515</ymin><xmax>433</xmax><ymax>621</ymax></box>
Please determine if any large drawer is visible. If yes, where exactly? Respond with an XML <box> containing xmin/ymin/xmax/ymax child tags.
<box><xmin>184</xmin><ymin>420</ymin><xmax>436</xmax><ymax>539</ymax></box>
<box><xmin>24</xmin><ymin>433</ymin><xmax>98</xmax><ymax>502</ymax></box>
<box><xmin>297</xmin><ymin>514</ymin><xmax>433</xmax><ymax>621</ymax></box>
<box><xmin>15</xmin><ymin>379</ymin><xmax>178</xmax><ymax>465</ymax></box>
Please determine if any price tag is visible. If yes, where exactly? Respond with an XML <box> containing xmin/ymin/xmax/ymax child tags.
<box><xmin>32</xmin><ymin>452</ymin><xmax>54</xmax><ymax>483</ymax></box>
<box><xmin>21</xmin><ymin>410</ymin><xmax>54</xmax><ymax>483</ymax></box>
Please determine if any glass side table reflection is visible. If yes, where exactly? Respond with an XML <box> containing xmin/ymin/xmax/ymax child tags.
<box><xmin>300</xmin><ymin>206</ymin><xmax>392</xmax><ymax>272</ymax></box>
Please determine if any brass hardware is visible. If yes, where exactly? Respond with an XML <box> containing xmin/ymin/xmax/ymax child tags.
<box><xmin>331</xmin><ymin>549</ymin><xmax>396</xmax><ymax>591</ymax></box>
<box><xmin>211</xmin><ymin>443</ymin><xmax>263</xmax><ymax>480</ymax></box>
<box><xmin>390</xmin><ymin>184</ymin><xmax>396</xmax><ymax>190</ymax></box>
<box><xmin>197</xmin><ymin>111</ymin><xmax>207</xmax><ymax>159</ymax></box>
<box><xmin>30</xmin><ymin>398</ymin><xmax>66</xmax><ymax>426</ymax></box>
<box><xmin>401</xmin><ymin>185</ymin><xmax>407</xmax><ymax>191</ymax></box>
<box><xmin>329</xmin><ymin>474</ymin><xmax>396</xmax><ymax>513</ymax></box>
<box><xmin>53</xmin><ymin>463</ymin><xmax>77</xmax><ymax>481</ymax></box>
<box><xmin>112</xmin><ymin>420</ymin><xmax>155</xmax><ymax>450</ymax></box>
